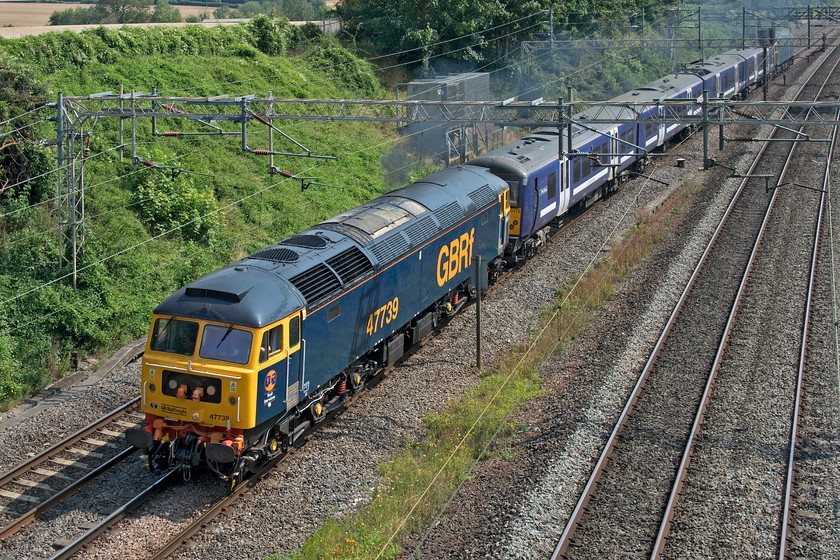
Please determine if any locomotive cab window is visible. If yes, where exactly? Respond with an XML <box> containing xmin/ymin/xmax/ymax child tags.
<box><xmin>199</xmin><ymin>324</ymin><xmax>253</xmax><ymax>365</ymax></box>
<box><xmin>150</xmin><ymin>317</ymin><xmax>199</xmax><ymax>356</ymax></box>
<box><xmin>499</xmin><ymin>188</ymin><xmax>510</xmax><ymax>216</ymax></box>
<box><xmin>260</xmin><ymin>325</ymin><xmax>284</xmax><ymax>362</ymax></box>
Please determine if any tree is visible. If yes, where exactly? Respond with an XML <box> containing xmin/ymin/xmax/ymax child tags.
<box><xmin>97</xmin><ymin>0</ymin><xmax>154</xmax><ymax>24</ymax></box>
<box><xmin>337</xmin><ymin>0</ymin><xmax>543</xmax><ymax>65</ymax></box>
<box><xmin>152</xmin><ymin>0</ymin><xmax>183</xmax><ymax>23</ymax></box>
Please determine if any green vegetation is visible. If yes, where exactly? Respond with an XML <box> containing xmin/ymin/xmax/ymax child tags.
<box><xmin>212</xmin><ymin>0</ymin><xmax>328</xmax><ymax>22</ymax></box>
<box><xmin>47</xmin><ymin>0</ymin><xmax>328</xmax><ymax>25</ymax></box>
<box><xmin>0</xmin><ymin>22</ymin><xmax>395</xmax><ymax>406</ymax></box>
<box><xmin>49</xmin><ymin>0</ymin><xmax>184</xmax><ymax>25</ymax></box>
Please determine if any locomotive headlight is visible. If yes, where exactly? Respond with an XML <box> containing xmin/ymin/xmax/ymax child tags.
<box><xmin>206</xmin><ymin>385</ymin><xmax>217</xmax><ymax>397</ymax></box>
<box><xmin>149</xmin><ymin>384</ymin><xmax>156</xmax><ymax>392</ymax></box>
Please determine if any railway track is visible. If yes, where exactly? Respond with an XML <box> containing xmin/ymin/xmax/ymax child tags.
<box><xmin>775</xmin><ymin>105</ymin><xmax>837</xmax><ymax>560</ymax></box>
<box><xmin>0</xmin><ymin>150</ymin><xmax>608</xmax><ymax>560</ymax></box>
<box><xmin>551</xmin><ymin>36</ymin><xmax>840</xmax><ymax>560</ymax></box>
<box><xmin>0</xmin><ymin>398</ymin><xmax>143</xmax><ymax>541</ymax></box>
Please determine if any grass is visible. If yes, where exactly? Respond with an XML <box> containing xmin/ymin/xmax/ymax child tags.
<box><xmin>281</xmin><ymin>177</ymin><xmax>694</xmax><ymax>560</ymax></box>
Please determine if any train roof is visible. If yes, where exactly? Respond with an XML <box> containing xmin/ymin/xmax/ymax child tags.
<box><xmin>680</xmin><ymin>52</ymin><xmax>747</xmax><ymax>77</ymax></box>
<box><xmin>467</xmin><ymin>128</ymin><xmax>562</xmax><ymax>177</ymax></box>
<box><xmin>154</xmin><ymin>165</ymin><xmax>508</xmax><ymax>327</ymax></box>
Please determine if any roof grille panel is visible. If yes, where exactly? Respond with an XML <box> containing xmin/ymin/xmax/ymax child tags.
<box><xmin>316</xmin><ymin>222</ymin><xmax>372</xmax><ymax>246</ymax></box>
<box><xmin>289</xmin><ymin>264</ymin><xmax>341</xmax><ymax>305</ymax></box>
<box><xmin>434</xmin><ymin>202</ymin><xmax>463</xmax><ymax>230</ymax></box>
<box><xmin>404</xmin><ymin>216</ymin><xmax>437</xmax><ymax>246</ymax></box>
<box><xmin>281</xmin><ymin>235</ymin><xmax>328</xmax><ymax>249</ymax></box>
<box><xmin>326</xmin><ymin>246</ymin><xmax>374</xmax><ymax>285</ymax></box>
<box><xmin>468</xmin><ymin>185</ymin><xmax>496</xmax><ymax>209</ymax></box>
<box><xmin>250</xmin><ymin>247</ymin><xmax>299</xmax><ymax>263</ymax></box>
<box><xmin>370</xmin><ymin>233</ymin><xmax>409</xmax><ymax>266</ymax></box>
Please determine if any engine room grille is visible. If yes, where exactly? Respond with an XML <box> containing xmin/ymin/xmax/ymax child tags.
<box><xmin>404</xmin><ymin>216</ymin><xmax>437</xmax><ymax>247</ymax></box>
<box><xmin>434</xmin><ymin>202</ymin><xmax>462</xmax><ymax>230</ymax></box>
<box><xmin>250</xmin><ymin>247</ymin><xmax>299</xmax><ymax>263</ymax></box>
<box><xmin>317</xmin><ymin>222</ymin><xmax>372</xmax><ymax>246</ymax></box>
<box><xmin>369</xmin><ymin>233</ymin><xmax>409</xmax><ymax>267</ymax></box>
<box><xmin>281</xmin><ymin>235</ymin><xmax>328</xmax><ymax>249</ymax></box>
<box><xmin>326</xmin><ymin>246</ymin><xmax>373</xmax><ymax>285</ymax></box>
<box><xmin>468</xmin><ymin>185</ymin><xmax>496</xmax><ymax>209</ymax></box>
<box><xmin>289</xmin><ymin>263</ymin><xmax>341</xmax><ymax>304</ymax></box>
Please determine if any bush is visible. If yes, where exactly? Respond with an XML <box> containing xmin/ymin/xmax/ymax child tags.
<box><xmin>248</xmin><ymin>14</ymin><xmax>290</xmax><ymax>55</ymax></box>
<box><xmin>0</xmin><ymin>335</ymin><xmax>23</xmax><ymax>402</ymax></box>
<box><xmin>135</xmin><ymin>167</ymin><xmax>222</xmax><ymax>243</ymax></box>
<box><xmin>49</xmin><ymin>6</ymin><xmax>105</xmax><ymax>26</ymax></box>
<box><xmin>304</xmin><ymin>42</ymin><xmax>382</xmax><ymax>97</ymax></box>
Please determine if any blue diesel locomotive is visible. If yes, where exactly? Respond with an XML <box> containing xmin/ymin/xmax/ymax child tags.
<box><xmin>127</xmin><ymin>166</ymin><xmax>509</xmax><ymax>480</ymax></box>
<box><xmin>127</xmin><ymin>35</ymin><xmax>794</xmax><ymax>480</ymax></box>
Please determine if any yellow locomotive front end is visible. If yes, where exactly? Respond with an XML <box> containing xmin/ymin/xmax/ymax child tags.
<box><xmin>127</xmin><ymin>310</ymin><xmax>301</xmax><ymax>477</ymax></box>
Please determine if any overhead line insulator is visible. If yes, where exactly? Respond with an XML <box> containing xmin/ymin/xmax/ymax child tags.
<box><xmin>252</xmin><ymin>113</ymin><xmax>272</xmax><ymax>127</ymax></box>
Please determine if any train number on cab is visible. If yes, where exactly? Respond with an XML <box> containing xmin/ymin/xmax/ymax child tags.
<box><xmin>367</xmin><ymin>297</ymin><xmax>399</xmax><ymax>336</ymax></box>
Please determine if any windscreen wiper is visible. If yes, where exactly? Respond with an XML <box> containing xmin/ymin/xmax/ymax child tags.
<box><xmin>216</xmin><ymin>324</ymin><xmax>234</xmax><ymax>348</ymax></box>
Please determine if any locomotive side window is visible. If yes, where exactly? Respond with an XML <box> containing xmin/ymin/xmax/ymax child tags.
<box><xmin>289</xmin><ymin>314</ymin><xmax>301</xmax><ymax>348</ymax></box>
<box><xmin>199</xmin><ymin>324</ymin><xmax>253</xmax><ymax>365</ymax></box>
<box><xmin>548</xmin><ymin>172</ymin><xmax>557</xmax><ymax>199</ymax></box>
<box><xmin>260</xmin><ymin>325</ymin><xmax>284</xmax><ymax>362</ymax></box>
<box><xmin>328</xmin><ymin>304</ymin><xmax>341</xmax><ymax>322</ymax></box>
<box><xmin>150</xmin><ymin>318</ymin><xmax>198</xmax><ymax>356</ymax></box>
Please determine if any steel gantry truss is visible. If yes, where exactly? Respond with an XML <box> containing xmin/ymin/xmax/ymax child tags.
<box><xmin>62</xmin><ymin>91</ymin><xmax>840</xmax><ymax>127</ymax></box>
<box><xmin>53</xmin><ymin>86</ymin><xmax>840</xmax><ymax>283</ymax></box>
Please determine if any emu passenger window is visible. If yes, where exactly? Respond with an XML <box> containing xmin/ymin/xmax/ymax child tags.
<box><xmin>548</xmin><ymin>172</ymin><xmax>557</xmax><ymax>198</ymax></box>
<box><xmin>505</xmin><ymin>181</ymin><xmax>519</xmax><ymax>205</ymax></box>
